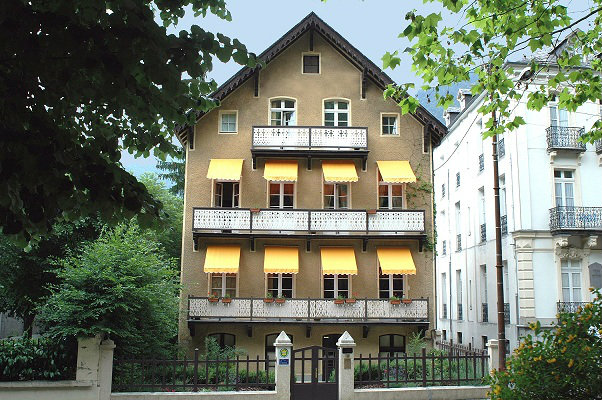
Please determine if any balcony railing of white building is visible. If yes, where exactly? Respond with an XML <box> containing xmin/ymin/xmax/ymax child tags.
<box><xmin>557</xmin><ymin>301</ymin><xmax>588</xmax><ymax>314</ymax></box>
<box><xmin>596</xmin><ymin>139</ymin><xmax>602</xmax><ymax>154</ymax></box>
<box><xmin>188</xmin><ymin>297</ymin><xmax>429</xmax><ymax>323</ymax></box>
<box><xmin>481</xmin><ymin>303</ymin><xmax>488</xmax><ymax>323</ymax></box>
<box><xmin>252</xmin><ymin>126</ymin><xmax>368</xmax><ymax>151</ymax></box>
<box><xmin>479</xmin><ymin>223</ymin><xmax>486</xmax><ymax>243</ymax></box>
<box><xmin>546</xmin><ymin>126</ymin><xmax>586</xmax><ymax>152</ymax></box>
<box><xmin>504</xmin><ymin>303</ymin><xmax>510</xmax><ymax>324</ymax></box>
<box><xmin>501</xmin><ymin>215</ymin><xmax>508</xmax><ymax>235</ymax></box>
<box><xmin>192</xmin><ymin>208</ymin><xmax>425</xmax><ymax>236</ymax></box>
<box><xmin>549</xmin><ymin>206</ymin><xmax>602</xmax><ymax>233</ymax></box>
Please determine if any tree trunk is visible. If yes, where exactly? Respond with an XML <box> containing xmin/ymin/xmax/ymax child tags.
<box><xmin>23</xmin><ymin>314</ymin><xmax>34</xmax><ymax>338</ymax></box>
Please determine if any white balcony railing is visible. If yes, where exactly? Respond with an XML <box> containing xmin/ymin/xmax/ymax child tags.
<box><xmin>188</xmin><ymin>297</ymin><xmax>429</xmax><ymax>322</ymax></box>
<box><xmin>252</xmin><ymin>126</ymin><xmax>368</xmax><ymax>150</ymax></box>
<box><xmin>192</xmin><ymin>208</ymin><xmax>425</xmax><ymax>235</ymax></box>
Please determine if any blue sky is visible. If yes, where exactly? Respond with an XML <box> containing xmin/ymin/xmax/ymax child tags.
<box><xmin>121</xmin><ymin>0</ymin><xmax>592</xmax><ymax>176</ymax></box>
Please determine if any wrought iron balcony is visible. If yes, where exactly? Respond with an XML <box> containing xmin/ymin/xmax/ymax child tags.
<box><xmin>192</xmin><ymin>208</ymin><xmax>425</xmax><ymax>236</ymax></box>
<box><xmin>478</xmin><ymin>154</ymin><xmax>484</xmax><ymax>172</ymax></box>
<box><xmin>557</xmin><ymin>301</ymin><xmax>588</xmax><ymax>314</ymax></box>
<box><xmin>481</xmin><ymin>303</ymin><xmax>488</xmax><ymax>323</ymax></box>
<box><xmin>549</xmin><ymin>206</ymin><xmax>602</xmax><ymax>233</ymax></box>
<box><xmin>504</xmin><ymin>303</ymin><xmax>510</xmax><ymax>324</ymax></box>
<box><xmin>498</xmin><ymin>138</ymin><xmax>505</xmax><ymax>158</ymax></box>
<box><xmin>442</xmin><ymin>303</ymin><xmax>447</xmax><ymax>319</ymax></box>
<box><xmin>501</xmin><ymin>215</ymin><xmax>508</xmax><ymax>235</ymax></box>
<box><xmin>456</xmin><ymin>234</ymin><xmax>462</xmax><ymax>251</ymax></box>
<box><xmin>546</xmin><ymin>126</ymin><xmax>586</xmax><ymax>152</ymax></box>
<box><xmin>480</xmin><ymin>223</ymin><xmax>486</xmax><ymax>243</ymax></box>
<box><xmin>188</xmin><ymin>297</ymin><xmax>429</xmax><ymax>323</ymax></box>
<box><xmin>457</xmin><ymin>304</ymin><xmax>463</xmax><ymax>320</ymax></box>
<box><xmin>596</xmin><ymin>139</ymin><xmax>602</xmax><ymax>154</ymax></box>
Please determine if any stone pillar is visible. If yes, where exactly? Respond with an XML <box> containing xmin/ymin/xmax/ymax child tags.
<box><xmin>274</xmin><ymin>331</ymin><xmax>292</xmax><ymax>400</ymax></box>
<box><xmin>487</xmin><ymin>339</ymin><xmax>500</xmax><ymax>372</ymax></box>
<box><xmin>336</xmin><ymin>331</ymin><xmax>355</xmax><ymax>400</ymax></box>
<box><xmin>75</xmin><ymin>336</ymin><xmax>102</xmax><ymax>382</ymax></box>
<box><xmin>98</xmin><ymin>339</ymin><xmax>116</xmax><ymax>400</ymax></box>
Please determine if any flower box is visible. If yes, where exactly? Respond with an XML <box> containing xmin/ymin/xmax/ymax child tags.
<box><xmin>264</xmin><ymin>298</ymin><xmax>274</xmax><ymax>303</ymax></box>
<box><xmin>275</xmin><ymin>298</ymin><xmax>286</xmax><ymax>304</ymax></box>
<box><xmin>389</xmin><ymin>299</ymin><xmax>401</xmax><ymax>305</ymax></box>
<box><xmin>208</xmin><ymin>297</ymin><xmax>219</xmax><ymax>303</ymax></box>
<box><xmin>250</xmin><ymin>208</ymin><xmax>261</xmax><ymax>213</ymax></box>
<box><xmin>402</xmin><ymin>299</ymin><xmax>412</xmax><ymax>304</ymax></box>
<box><xmin>221</xmin><ymin>298</ymin><xmax>232</xmax><ymax>304</ymax></box>
<box><xmin>334</xmin><ymin>299</ymin><xmax>345</xmax><ymax>305</ymax></box>
<box><xmin>345</xmin><ymin>299</ymin><xmax>356</xmax><ymax>304</ymax></box>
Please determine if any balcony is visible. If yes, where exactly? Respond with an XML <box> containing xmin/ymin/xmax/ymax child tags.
<box><xmin>456</xmin><ymin>234</ymin><xmax>462</xmax><ymax>252</ymax></box>
<box><xmin>188</xmin><ymin>297</ymin><xmax>429</xmax><ymax>324</ymax></box>
<box><xmin>251</xmin><ymin>126</ymin><xmax>369</xmax><ymax>169</ymax></box>
<box><xmin>478</xmin><ymin>154</ymin><xmax>484</xmax><ymax>172</ymax></box>
<box><xmin>501</xmin><ymin>215</ymin><xmax>508</xmax><ymax>235</ymax></box>
<box><xmin>480</xmin><ymin>223</ymin><xmax>486</xmax><ymax>243</ymax></box>
<box><xmin>192</xmin><ymin>208</ymin><xmax>426</xmax><ymax>249</ymax></box>
<box><xmin>481</xmin><ymin>303</ymin><xmax>488</xmax><ymax>323</ymax></box>
<box><xmin>546</xmin><ymin>126</ymin><xmax>586</xmax><ymax>153</ymax></box>
<box><xmin>596</xmin><ymin>139</ymin><xmax>602</xmax><ymax>154</ymax></box>
<box><xmin>504</xmin><ymin>303</ymin><xmax>510</xmax><ymax>324</ymax></box>
<box><xmin>457</xmin><ymin>304</ymin><xmax>463</xmax><ymax>320</ymax></box>
<box><xmin>498</xmin><ymin>138</ymin><xmax>505</xmax><ymax>158</ymax></box>
<box><xmin>549</xmin><ymin>206</ymin><xmax>602</xmax><ymax>234</ymax></box>
<box><xmin>557</xmin><ymin>301</ymin><xmax>588</xmax><ymax>314</ymax></box>
<box><xmin>442</xmin><ymin>304</ymin><xmax>447</xmax><ymax>319</ymax></box>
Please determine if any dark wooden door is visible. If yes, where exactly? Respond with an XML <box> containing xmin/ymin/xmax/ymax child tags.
<box><xmin>291</xmin><ymin>346</ymin><xmax>338</xmax><ymax>400</ymax></box>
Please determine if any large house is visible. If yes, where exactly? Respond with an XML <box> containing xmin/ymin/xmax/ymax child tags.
<box><xmin>175</xmin><ymin>13</ymin><xmax>445</xmax><ymax>359</ymax></box>
<box><xmin>434</xmin><ymin>37</ymin><xmax>602</xmax><ymax>351</ymax></box>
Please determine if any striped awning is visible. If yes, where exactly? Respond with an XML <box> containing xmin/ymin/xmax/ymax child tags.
<box><xmin>322</xmin><ymin>161</ymin><xmax>358</xmax><ymax>182</ymax></box>
<box><xmin>264</xmin><ymin>246</ymin><xmax>299</xmax><ymax>274</ymax></box>
<box><xmin>204</xmin><ymin>245</ymin><xmax>241</xmax><ymax>273</ymax></box>
<box><xmin>377</xmin><ymin>161</ymin><xmax>416</xmax><ymax>183</ymax></box>
<box><xmin>207</xmin><ymin>159</ymin><xmax>244</xmax><ymax>181</ymax></box>
<box><xmin>263</xmin><ymin>160</ymin><xmax>298</xmax><ymax>182</ymax></box>
<box><xmin>377</xmin><ymin>247</ymin><xmax>416</xmax><ymax>275</ymax></box>
<box><xmin>321</xmin><ymin>247</ymin><xmax>358</xmax><ymax>275</ymax></box>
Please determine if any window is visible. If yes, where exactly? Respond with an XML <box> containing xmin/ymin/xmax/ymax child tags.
<box><xmin>455</xmin><ymin>202</ymin><xmax>461</xmax><ymax>251</ymax></box>
<box><xmin>478</xmin><ymin>187</ymin><xmax>486</xmax><ymax>243</ymax></box>
<box><xmin>442</xmin><ymin>272</ymin><xmax>447</xmax><ymax>318</ymax></box>
<box><xmin>500</xmin><ymin>175</ymin><xmax>507</xmax><ymax>216</ymax></box>
<box><xmin>302</xmin><ymin>54</ymin><xmax>319</xmax><ymax>73</ymax></box>
<box><xmin>554</xmin><ymin>170</ymin><xmax>574</xmax><ymax>207</ymax></box>
<box><xmin>480</xmin><ymin>265</ymin><xmax>488</xmax><ymax>322</ymax></box>
<box><xmin>442</xmin><ymin>240</ymin><xmax>447</xmax><ymax>256</ymax></box>
<box><xmin>271</xmin><ymin>99</ymin><xmax>296</xmax><ymax>126</ymax></box>
<box><xmin>381</xmin><ymin>114</ymin><xmax>398</xmax><ymax>135</ymax></box>
<box><xmin>549</xmin><ymin>101</ymin><xmax>569</xmax><ymax>127</ymax></box>
<box><xmin>269</xmin><ymin>182</ymin><xmax>294</xmax><ymax>209</ymax></box>
<box><xmin>456</xmin><ymin>172</ymin><xmax>461</xmax><ymax>188</ymax></box>
<box><xmin>457</xmin><ymin>332</ymin><xmax>463</xmax><ymax>344</ymax></box>
<box><xmin>378</xmin><ymin>171</ymin><xmax>403</xmax><ymax>209</ymax></box>
<box><xmin>378</xmin><ymin>273</ymin><xmax>403</xmax><ymax>299</ymax></box>
<box><xmin>208</xmin><ymin>333</ymin><xmax>235</xmax><ymax>349</ymax></box>
<box><xmin>589</xmin><ymin>263</ymin><xmax>602</xmax><ymax>290</ymax></box>
<box><xmin>324</xmin><ymin>183</ymin><xmax>349</xmax><ymax>209</ymax></box>
<box><xmin>482</xmin><ymin>336</ymin><xmax>488</xmax><ymax>350</ymax></box>
<box><xmin>219</xmin><ymin>111</ymin><xmax>237</xmax><ymax>133</ymax></box>
<box><xmin>442</xmin><ymin>330</ymin><xmax>447</xmax><ymax>341</ymax></box>
<box><xmin>323</xmin><ymin>274</ymin><xmax>350</xmax><ymax>298</ymax></box>
<box><xmin>267</xmin><ymin>273</ymin><xmax>293</xmax><ymax>298</ymax></box>
<box><xmin>379</xmin><ymin>334</ymin><xmax>405</xmax><ymax>357</ymax></box>
<box><xmin>442</xmin><ymin>183</ymin><xmax>446</xmax><ymax>198</ymax></box>
<box><xmin>324</xmin><ymin>100</ymin><xmax>349</xmax><ymax>127</ymax></box>
<box><xmin>456</xmin><ymin>270</ymin><xmax>463</xmax><ymax>320</ymax></box>
<box><xmin>210</xmin><ymin>273</ymin><xmax>237</xmax><ymax>298</ymax></box>
<box><xmin>214</xmin><ymin>182</ymin><xmax>239</xmax><ymax>208</ymax></box>
<box><xmin>265</xmin><ymin>333</ymin><xmax>293</xmax><ymax>364</ymax></box>
<box><xmin>561</xmin><ymin>260</ymin><xmax>582</xmax><ymax>302</ymax></box>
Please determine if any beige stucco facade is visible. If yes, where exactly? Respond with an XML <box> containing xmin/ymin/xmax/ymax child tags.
<box><xmin>178</xmin><ymin>30</ymin><xmax>436</xmax><ymax>358</ymax></box>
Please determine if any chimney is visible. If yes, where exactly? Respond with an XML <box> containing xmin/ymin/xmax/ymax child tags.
<box><xmin>443</xmin><ymin>107</ymin><xmax>461</xmax><ymax>127</ymax></box>
<box><xmin>457</xmin><ymin>89</ymin><xmax>473</xmax><ymax>111</ymax></box>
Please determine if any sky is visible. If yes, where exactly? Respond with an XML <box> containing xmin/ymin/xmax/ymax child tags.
<box><xmin>121</xmin><ymin>0</ymin><xmax>594</xmax><ymax>177</ymax></box>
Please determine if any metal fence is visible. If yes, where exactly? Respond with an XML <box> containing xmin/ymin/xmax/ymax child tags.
<box><xmin>354</xmin><ymin>347</ymin><xmax>488</xmax><ymax>388</ymax></box>
<box><xmin>112</xmin><ymin>350</ymin><xmax>275</xmax><ymax>392</ymax></box>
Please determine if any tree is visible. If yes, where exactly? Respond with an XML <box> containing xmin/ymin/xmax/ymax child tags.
<box><xmin>383</xmin><ymin>0</ymin><xmax>602</xmax><ymax>142</ymax></box>
<box><xmin>0</xmin><ymin>217</ymin><xmax>103</xmax><ymax>336</ymax></box>
<box><xmin>157</xmin><ymin>150</ymin><xmax>186</xmax><ymax>198</ymax></box>
<box><xmin>487</xmin><ymin>290</ymin><xmax>602</xmax><ymax>399</ymax></box>
<box><xmin>38</xmin><ymin>223</ymin><xmax>178</xmax><ymax>358</ymax></box>
<box><xmin>0</xmin><ymin>0</ymin><xmax>257</xmax><ymax>243</ymax></box>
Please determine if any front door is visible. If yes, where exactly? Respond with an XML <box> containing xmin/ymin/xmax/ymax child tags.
<box><xmin>291</xmin><ymin>345</ymin><xmax>338</xmax><ymax>400</ymax></box>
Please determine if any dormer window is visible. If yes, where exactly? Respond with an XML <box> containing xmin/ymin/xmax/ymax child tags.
<box><xmin>324</xmin><ymin>100</ymin><xmax>349</xmax><ymax>127</ymax></box>
<box><xmin>271</xmin><ymin>99</ymin><xmax>296</xmax><ymax>126</ymax></box>
<box><xmin>302</xmin><ymin>54</ymin><xmax>320</xmax><ymax>73</ymax></box>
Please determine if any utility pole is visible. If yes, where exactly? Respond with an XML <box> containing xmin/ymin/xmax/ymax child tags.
<box><xmin>491</xmin><ymin>113</ymin><xmax>507</xmax><ymax>370</ymax></box>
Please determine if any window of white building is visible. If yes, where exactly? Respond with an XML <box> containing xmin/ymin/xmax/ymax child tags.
<box><xmin>554</xmin><ymin>170</ymin><xmax>575</xmax><ymax>207</ymax></box>
<box><xmin>561</xmin><ymin>260</ymin><xmax>582</xmax><ymax>302</ymax></box>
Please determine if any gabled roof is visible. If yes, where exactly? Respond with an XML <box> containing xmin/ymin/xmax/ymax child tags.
<box><xmin>176</xmin><ymin>12</ymin><xmax>446</xmax><ymax>146</ymax></box>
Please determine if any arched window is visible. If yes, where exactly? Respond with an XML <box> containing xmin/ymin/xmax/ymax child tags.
<box><xmin>208</xmin><ymin>333</ymin><xmax>236</xmax><ymax>349</ymax></box>
<box><xmin>270</xmin><ymin>99</ymin><xmax>296</xmax><ymax>126</ymax></box>
<box><xmin>324</xmin><ymin>100</ymin><xmax>349</xmax><ymax>127</ymax></box>
<box><xmin>379</xmin><ymin>334</ymin><xmax>405</xmax><ymax>357</ymax></box>
<box><xmin>265</xmin><ymin>333</ymin><xmax>293</xmax><ymax>364</ymax></box>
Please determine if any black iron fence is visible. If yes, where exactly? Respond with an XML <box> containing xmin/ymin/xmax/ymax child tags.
<box><xmin>557</xmin><ymin>301</ymin><xmax>588</xmax><ymax>313</ymax></box>
<box><xmin>498</xmin><ymin>138</ymin><xmax>505</xmax><ymax>158</ymax></box>
<box><xmin>112</xmin><ymin>350</ymin><xmax>275</xmax><ymax>392</ymax></box>
<box><xmin>546</xmin><ymin>126</ymin><xmax>586</xmax><ymax>152</ymax></box>
<box><xmin>549</xmin><ymin>206</ymin><xmax>602</xmax><ymax>231</ymax></box>
<box><xmin>354</xmin><ymin>347</ymin><xmax>488</xmax><ymax>388</ymax></box>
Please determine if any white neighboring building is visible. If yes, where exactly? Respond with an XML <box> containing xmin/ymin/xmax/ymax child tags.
<box><xmin>433</xmin><ymin>49</ymin><xmax>602</xmax><ymax>351</ymax></box>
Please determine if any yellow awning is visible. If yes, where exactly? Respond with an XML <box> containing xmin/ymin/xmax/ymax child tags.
<box><xmin>377</xmin><ymin>161</ymin><xmax>416</xmax><ymax>183</ymax></box>
<box><xmin>263</xmin><ymin>160</ymin><xmax>298</xmax><ymax>182</ymax></box>
<box><xmin>264</xmin><ymin>246</ymin><xmax>299</xmax><ymax>274</ymax></box>
<box><xmin>207</xmin><ymin>159</ymin><xmax>244</xmax><ymax>181</ymax></box>
<box><xmin>204</xmin><ymin>245</ymin><xmax>241</xmax><ymax>273</ymax></box>
<box><xmin>321</xmin><ymin>247</ymin><xmax>358</xmax><ymax>275</ymax></box>
<box><xmin>322</xmin><ymin>161</ymin><xmax>358</xmax><ymax>183</ymax></box>
<box><xmin>377</xmin><ymin>247</ymin><xmax>416</xmax><ymax>275</ymax></box>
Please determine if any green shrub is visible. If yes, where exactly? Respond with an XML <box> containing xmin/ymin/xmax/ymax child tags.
<box><xmin>0</xmin><ymin>336</ymin><xmax>76</xmax><ymax>381</ymax></box>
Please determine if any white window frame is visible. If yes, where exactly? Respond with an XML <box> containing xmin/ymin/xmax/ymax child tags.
<box><xmin>301</xmin><ymin>52</ymin><xmax>321</xmax><ymax>74</ymax></box>
<box><xmin>549</xmin><ymin>100</ymin><xmax>569</xmax><ymax>127</ymax></box>
<box><xmin>561</xmin><ymin>259</ymin><xmax>582</xmax><ymax>302</ymax></box>
<box><xmin>499</xmin><ymin>175</ymin><xmax>507</xmax><ymax>217</ymax></box>
<box><xmin>268</xmin><ymin>181</ymin><xmax>295</xmax><ymax>209</ymax></box>
<box><xmin>322</xmin><ymin>274</ymin><xmax>351</xmax><ymax>298</ymax></box>
<box><xmin>266</xmin><ymin>273</ymin><xmax>295</xmax><ymax>298</ymax></box>
<box><xmin>323</xmin><ymin>99</ymin><xmax>350</xmax><ymax>127</ymax></box>
<box><xmin>377</xmin><ymin>171</ymin><xmax>404</xmax><ymax>210</ymax></box>
<box><xmin>218</xmin><ymin>110</ymin><xmax>238</xmax><ymax>134</ymax></box>
<box><xmin>269</xmin><ymin>98</ymin><xmax>297</xmax><ymax>126</ymax></box>
<box><xmin>209</xmin><ymin>273</ymin><xmax>238</xmax><ymax>298</ymax></box>
<box><xmin>323</xmin><ymin>182</ymin><xmax>350</xmax><ymax>209</ymax></box>
<box><xmin>554</xmin><ymin>169</ymin><xmax>575</xmax><ymax>207</ymax></box>
<box><xmin>213</xmin><ymin>181</ymin><xmax>240</xmax><ymax>208</ymax></box>
<box><xmin>378</xmin><ymin>272</ymin><xmax>404</xmax><ymax>299</ymax></box>
<box><xmin>380</xmin><ymin>113</ymin><xmax>400</xmax><ymax>136</ymax></box>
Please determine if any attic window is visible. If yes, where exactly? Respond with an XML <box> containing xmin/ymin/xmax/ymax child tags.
<box><xmin>303</xmin><ymin>54</ymin><xmax>319</xmax><ymax>73</ymax></box>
